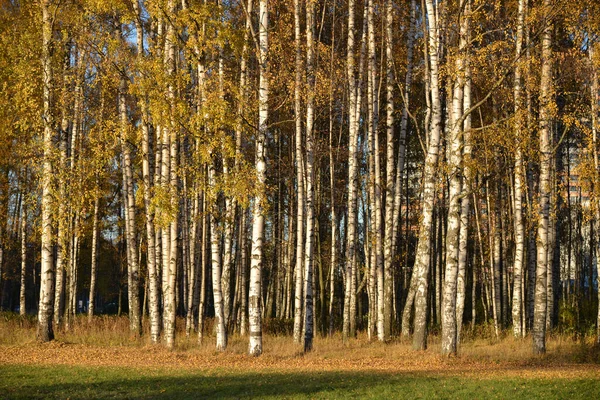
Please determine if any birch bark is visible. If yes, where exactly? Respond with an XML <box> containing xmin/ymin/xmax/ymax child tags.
<box><xmin>248</xmin><ymin>0</ymin><xmax>268</xmax><ymax>356</ymax></box>
<box><xmin>533</xmin><ymin>0</ymin><xmax>554</xmax><ymax>354</ymax></box>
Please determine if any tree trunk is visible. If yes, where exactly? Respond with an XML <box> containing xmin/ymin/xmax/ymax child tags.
<box><xmin>303</xmin><ymin>0</ymin><xmax>316</xmax><ymax>353</ymax></box>
<box><xmin>38</xmin><ymin>0</ymin><xmax>55</xmax><ymax>342</ymax></box>
<box><xmin>292</xmin><ymin>0</ymin><xmax>305</xmax><ymax>344</ymax></box>
<box><xmin>119</xmin><ymin>76</ymin><xmax>141</xmax><ymax>337</ymax></box>
<box><xmin>132</xmin><ymin>0</ymin><xmax>161</xmax><ymax>344</ymax></box>
<box><xmin>19</xmin><ymin>194</ymin><xmax>26</xmax><ymax>316</ymax></box>
<box><xmin>441</xmin><ymin>0</ymin><xmax>468</xmax><ymax>356</ymax></box>
<box><xmin>382</xmin><ymin>0</ymin><xmax>396</xmax><ymax>342</ymax></box>
<box><xmin>88</xmin><ymin>196</ymin><xmax>99</xmax><ymax>322</ymax></box>
<box><xmin>590</xmin><ymin>43</ymin><xmax>600</xmax><ymax>344</ymax></box>
<box><xmin>456</xmin><ymin>37</ymin><xmax>472</xmax><ymax>344</ymax></box>
<box><xmin>342</xmin><ymin>0</ymin><xmax>359</xmax><ymax>343</ymax></box>
<box><xmin>411</xmin><ymin>0</ymin><xmax>442</xmax><ymax>351</ymax></box>
<box><xmin>248</xmin><ymin>0</ymin><xmax>268</xmax><ymax>357</ymax></box>
<box><xmin>533</xmin><ymin>0</ymin><xmax>553</xmax><ymax>355</ymax></box>
<box><xmin>162</xmin><ymin>0</ymin><xmax>178</xmax><ymax>349</ymax></box>
<box><xmin>511</xmin><ymin>0</ymin><xmax>526</xmax><ymax>339</ymax></box>
<box><xmin>327</xmin><ymin>0</ymin><xmax>338</xmax><ymax>337</ymax></box>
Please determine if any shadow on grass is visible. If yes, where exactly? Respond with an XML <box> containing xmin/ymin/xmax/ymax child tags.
<box><xmin>1</xmin><ymin>364</ymin><xmax>599</xmax><ymax>399</ymax></box>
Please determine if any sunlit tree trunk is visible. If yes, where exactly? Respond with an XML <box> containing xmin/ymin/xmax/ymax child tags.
<box><xmin>88</xmin><ymin>196</ymin><xmax>99</xmax><ymax>322</ymax></box>
<box><xmin>365</xmin><ymin>0</ymin><xmax>383</xmax><ymax>343</ymax></box>
<box><xmin>512</xmin><ymin>0</ymin><xmax>526</xmax><ymax>339</ymax></box>
<box><xmin>591</xmin><ymin>43</ymin><xmax>600</xmax><ymax>344</ymax></box>
<box><xmin>37</xmin><ymin>0</ymin><xmax>55</xmax><ymax>342</ymax></box>
<box><xmin>303</xmin><ymin>0</ymin><xmax>316</xmax><ymax>353</ymax></box>
<box><xmin>19</xmin><ymin>193</ymin><xmax>26</xmax><ymax>316</ymax></box>
<box><xmin>456</xmin><ymin>39</ymin><xmax>472</xmax><ymax>345</ymax></box>
<box><xmin>382</xmin><ymin>0</ymin><xmax>395</xmax><ymax>342</ymax></box>
<box><xmin>533</xmin><ymin>0</ymin><xmax>553</xmax><ymax>355</ymax></box>
<box><xmin>53</xmin><ymin>38</ymin><xmax>75</xmax><ymax>328</ymax></box>
<box><xmin>441</xmin><ymin>0</ymin><xmax>468</xmax><ymax>356</ymax></box>
<box><xmin>399</xmin><ymin>1</ymin><xmax>418</xmax><ymax>340</ymax></box>
<box><xmin>293</xmin><ymin>0</ymin><xmax>305</xmax><ymax>344</ymax></box>
<box><xmin>248</xmin><ymin>0</ymin><xmax>268</xmax><ymax>357</ymax></box>
<box><xmin>327</xmin><ymin>0</ymin><xmax>337</xmax><ymax>337</ymax></box>
<box><xmin>209</xmin><ymin>160</ymin><xmax>226</xmax><ymax>350</ymax></box>
<box><xmin>132</xmin><ymin>0</ymin><xmax>161</xmax><ymax>344</ymax></box>
<box><xmin>411</xmin><ymin>0</ymin><xmax>442</xmax><ymax>351</ymax></box>
<box><xmin>162</xmin><ymin>0</ymin><xmax>178</xmax><ymax>349</ymax></box>
<box><xmin>119</xmin><ymin>75</ymin><xmax>141</xmax><ymax>337</ymax></box>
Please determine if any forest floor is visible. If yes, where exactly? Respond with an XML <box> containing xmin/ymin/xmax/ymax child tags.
<box><xmin>1</xmin><ymin>315</ymin><xmax>599</xmax><ymax>398</ymax></box>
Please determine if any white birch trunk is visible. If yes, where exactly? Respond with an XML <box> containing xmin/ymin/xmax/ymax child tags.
<box><xmin>456</xmin><ymin>44</ymin><xmax>472</xmax><ymax>345</ymax></box>
<box><xmin>303</xmin><ymin>0</ymin><xmax>316</xmax><ymax>353</ymax></box>
<box><xmin>533</xmin><ymin>0</ymin><xmax>553</xmax><ymax>354</ymax></box>
<box><xmin>590</xmin><ymin>43</ymin><xmax>600</xmax><ymax>344</ymax></box>
<box><xmin>511</xmin><ymin>0</ymin><xmax>526</xmax><ymax>339</ymax></box>
<box><xmin>248</xmin><ymin>0</ymin><xmax>268</xmax><ymax>356</ymax></box>
<box><xmin>293</xmin><ymin>0</ymin><xmax>305</xmax><ymax>344</ymax></box>
<box><xmin>38</xmin><ymin>0</ymin><xmax>55</xmax><ymax>342</ymax></box>
<box><xmin>119</xmin><ymin>76</ymin><xmax>141</xmax><ymax>337</ymax></box>
<box><xmin>133</xmin><ymin>0</ymin><xmax>161</xmax><ymax>343</ymax></box>
<box><xmin>342</xmin><ymin>0</ymin><xmax>359</xmax><ymax>342</ymax></box>
<box><xmin>410</xmin><ymin>0</ymin><xmax>443</xmax><ymax>351</ymax></box>
<box><xmin>382</xmin><ymin>0</ymin><xmax>395</xmax><ymax>342</ymax></box>
<box><xmin>162</xmin><ymin>0</ymin><xmax>178</xmax><ymax>349</ymax></box>
<box><xmin>441</xmin><ymin>0</ymin><xmax>468</xmax><ymax>356</ymax></box>
<box><xmin>88</xmin><ymin>196</ymin><xmax>99</xmax><ymax>322</ymax></box>
<box><xmin>19</xmin><ymin>195</ymin><xmax>26</xmax><ymax>316</ymax></box>
<box><xmin>327</xmin><ymin>0</ymin><xmax>337</xmax><ymax>337</ymax></box>
<box><xmin>209</xmin><ymin>160</ymin><xmax>227</xmax><ymax>351</ymax></box>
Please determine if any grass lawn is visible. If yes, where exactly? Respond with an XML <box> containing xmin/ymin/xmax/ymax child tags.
<box><xmin>1</xmin><ymin>364</ymin><xmax>599</xmax><ymax>399</ymax></box>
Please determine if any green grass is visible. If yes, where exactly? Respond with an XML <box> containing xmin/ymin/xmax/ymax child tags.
<box><xmin>1</xmin><ymin>364</ymin><xmax>598</xmax><ymax>399</ymax></box>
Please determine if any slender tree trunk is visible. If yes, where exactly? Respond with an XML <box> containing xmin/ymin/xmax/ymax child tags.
<box><xmin>38</xmin><ymin>0</ymin><xmax>55</xmax><ymax>342</ymax></box>
<box><xmin>133</xmin><ymin>0</ymin><xmax>161</xmax><ymax>343</ymax></box>
<box><xmin>303</xmin><ymin>0</ymin><xmax>316</xmax><ymax>353</ymax></box>
<box><xmin>382</xmin><ymin>0</ymin><xmax>395</xmax><ymax>342</ymax></box>
<box><xmin>240</xmin><ymin>211</ymin><xmax>249</xmax><ymax>336</ymax></box>
<box><xmin>441</xmin><ymin>0</ymin><xmax>468</xmax><ymax>356</ymax></box>
<box><xmin>512</xmin><ymin>0</ymin><xmax>526</xmax><ymax>339</ymax></box>
<box><xmin>327</xmin><ymin>0</ymin><xmax>337</xmax><ymax>337</ymax></box>
<box><xmin>292</xmin><ymin>0</ymin><xmax>305</xmax><ymax>344</ymax></box>
<box><xmin>88</xmin><ymin>196</ymin><xmax>99</xmax><ymax>322</ymax></box>
<box><xmin>248</xmin><ymin>0</ymin><xmax>268</xmax><ymax>357</ymax></box>
<box><xmin>19</xmin><ymin>195</ymin><xmax>26</xmax><ymax>316</ymax></box>
<box><xmin>456</xmin><ymin>34</ymin><xmax>472</xmax><ymax>344</ymax></box>
<box><xmin>209</xmin><ymin>160</ymin><xmax>227</xmax><ymax>351</ymax></box>
<box><xmin>411</xmin><ymin>0</ymin><xmax>442</xmax><ymax>351</ymax></box>
<box><xmin>590</xmin><ymin>43</ymin><xmax>600</xmax><ymax>344</ymax></box>
<box><xmin>198</xmin><ymin>196</ymin><xmax>208</xmax><ymax>342</ymax></box>
<box><xmin>162</xmin><ymin>0</ymin><xmax>178</xmax><ymax>349</ymax></box>
<box><xmin>53</xmin><ymin>44</ymin><xmax>72</xmax><ymax>328</ymax></box>
<box><xmin>119</xmin><ymin>76</ymin><xmax>141</xmax><ymax>337</ymax></box>
<box><xmin>533</xmin><ymin>0</ymin><xmax>553</xmax><ymax>354</ymax></box>
<box><xmin>342</xmin><ymin>0</ymin><xmax>359</xmax><ymax>343</ymax></box>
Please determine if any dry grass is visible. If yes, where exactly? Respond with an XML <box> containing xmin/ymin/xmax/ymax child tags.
<box><xmin>1</xmin><ymin>313</ymin><xmax>599</xmax><ymax>378</ymax></box>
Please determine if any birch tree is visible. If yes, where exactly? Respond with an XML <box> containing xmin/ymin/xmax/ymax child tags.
<box><xmin>512</xmin><ymin>0</ymin><xmax>527</xmax><ymax>339</ymax></box>
<box><xmin>248</xmin><ymin>0</ymin><xmax>269</xmax><ymax>357</ymax></box>
<box><xmin>409</xmin><ymin>0</ymin><xmax>443</xmax><ymax>351</ymax></box>
<box><xmin>303</xmin><ymin>0</ymin><xmax>316</xmax><ymax>353</ymax></box>
<box><xmin>533</xmin><ymin>0</ymin><xmax>554</xmax><ymax>355</ymax></box>
<box><xmin>37</xmin><ymin>0</ymin><xmax>55</xmax><ymax>342</ymax></box>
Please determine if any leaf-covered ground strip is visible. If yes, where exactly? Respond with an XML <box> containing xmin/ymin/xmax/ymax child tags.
<box><xmin>0</xmin><ymin>337</ymin><xmax>599</xmax><ymax>399</ymax></box>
